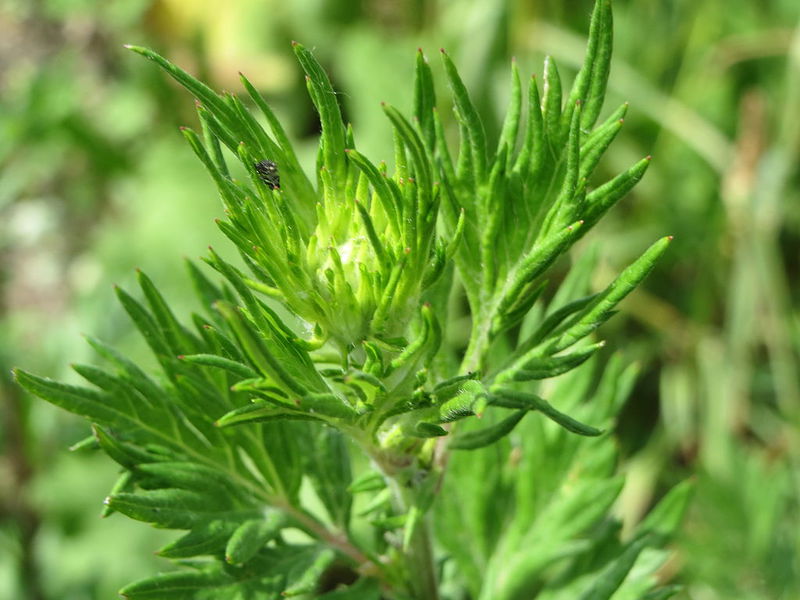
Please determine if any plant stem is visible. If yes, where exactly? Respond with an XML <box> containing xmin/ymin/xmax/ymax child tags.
<box><xmin>461</xmin><ymin>310</ymin><xmax>493</xmax><ymax>375</ymax></box>
<box><xmin>384</xmin><ymin>475</ymin><xmax>440</xmax><ymax>600</ymax></box>
<box><xmin>277</xmin><ymin>499</ymin><xmax>372</xmax><ymax>567</ymax></box>
<box><xmin>406</xmin><ymin>515</ymin><xmax>440</xmax><ymax>600</ymax></box>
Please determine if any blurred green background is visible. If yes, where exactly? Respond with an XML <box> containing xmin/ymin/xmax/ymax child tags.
<box><xmin>1</xmin><ymin>0</ymin><xmax>798</xmax><ymax>598</ymax></box>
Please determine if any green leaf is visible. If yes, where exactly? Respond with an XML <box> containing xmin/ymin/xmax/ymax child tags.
<box><xmin>437</xmin><ymin>380</ymin><xmax>488</xmax><ymax>421</ymax></box>
<box><xmin>282</xmin><ymin>548</ymin><xmax>336</xmax><ymax>596</ymax></box>
<box><xmin>158</xmin><ymin>519</ymin><xmax>241</xmax><ymax>559</ymax></box>
<box><xmin>134</xmin><ymin>462</ymin><xmax>240</xmax><ymax>502</ymax></box>
<box><xmin>345</xmin><ymin>149</ymin><xmax>401</xmax><ymax>236</ymax></box>
<box><xmin>225</xmin><ymin>512</ymin><xmax>286</xmax><ymax>565</ymax></box>
<box><xmin>303</xmin><ymin>427</ymin><xmax>353</xmax><ymax>527</ymax></box>
<box><xmin>178</xmin><ymin>353</ymin><xmax>258</xmax><ymax>379</ymax></box>
<box><xmin>292</xmin><ymin>42</ymin><xmax>346</xmax><ymax>179</ymax></box>
<box><xmin>448</xmin><ymin>409</ymin><xmax>526</xmax><ymax>450</ymax></box>
<box><xmin>124</xmin><ymin>46</ymin><xmax>235</xmax><ymax>129</ymax></box>
<box><xmin>119</xmin><ymin>568</ymin><xmax>235</xmax><ymax>600</ymax></box>
<box><xmin>93</xmin><ymin>425</ymin><xmax>159</xmax><ymax>469</ymax></box>
<box><xmin>15</xmin><ymin>368</ymin><xmax>123</xmax><ymax>426</ymax></box>
<box><xmin>137</xmin><ymin>269</ymin><xmax>201</xmax><ymax>356</ymax></box>
<box><xmin>636</xmin><ymin>479</ymin><xmax>695</xmax><ymax>543</ymax></box>
<box><xmin>516</xmin><ymin>293</ymin><xmax>600</xmax><ymax>357</ymax></box>
<box><xmin>115</xmin><ymin>285</ymin><xmax>176</xmax><ymax>369</ymax></box>
<box><xmin>413</xmin><ymin>48</ymin><xmax>436</xmax><ymax>149</ymax></box>
<box><xmin>496</xmin><ymin>342</ymin><xmax>605</xmax><ymax>383</ymax></box>
<box><xmin>580</xmin><ymin>0</ymin><xmax>613</xmax><ymax>131</ymax></box>
<box><xmin>413</xmin><ymin>422</ymin><xmax>449</xmax><ymax>438</ymax></box>
<box><xmin>213</xmin><ymin>300</ymin><xmax>308</xmax><ymax>397</ymax></box>
<box><xmin>215</xmin><ymin>401</ymin><xmax>315</xmax><ymax>428</ymax></box>
<box><xmin>497</xmin><ymin>59</ymin><xmax>522</xmax><ymax>158</ymax></box>
<box><xmin>441</xmin><ymin>49</ymin><xmax>487</xmax><ymax>180</ymax></box>
<box><xmin>347</xmin><ymin>472</ymin><xmax>386</xmax><ymax>494</ymax></box>
<box><xmin>577</xmin><ymin>537</ymin><xmax>648</xmax><ymax>600</ymax></box>
<box><xmin>382</xmin><ymin>103</ymin><xmax>433</xmax><ymax>205</ymax></box>
<box><xmin>580</xmin><ymin>113</ymin><xmax>624</xmax><ymax>182</ymax></box>
<box><xmin>497</xmin><ymin>220</ymin><xmax>585</xmax><ymax>318</ymax></box>
<box><xmin>546</xmin><ymin>236</ymin><xmax>672</xmax><ymax>354</ymax></box>
<box><xmin>513</xmin><ymin>74</ymin><xmax>544</xmax><ymax>178</ymax></box>
<box><xmin>107</xmin><ymin>489</ymin><xmax>233</xmax><ymax>529</ymax></box>
<box><xmin>640</xmin><ymin>585</ymin><xmax>682</xmax><ymax>600</ymax></box>
<box><xmin>101</xmin><ymin>470</ymin><xmax>136</xmax><ymax>518</ymax></box>
<box><xmin>489</xmin><ymin>387</ymin><xmax>603</xmax><ymax>436</ymax></box>
<box><xmin>581</xmin><ymin>156</ymin><xmax>651</xmax><ymax>231</ymax></box>
<box><xmin>541</xmin><ymin>56</ymin><xmax>563</xmax><ymax>142</ymax></box>
<box><xmin>318</xmin><ymin>577</ymin><xmax>381</xmax><ymax>599</ymax></box>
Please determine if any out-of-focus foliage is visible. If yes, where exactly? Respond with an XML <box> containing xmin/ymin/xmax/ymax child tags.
<box><xmin>1</xmin><ymin>0</ymin><xmax>798</xmax><ymax>599</ymax></box>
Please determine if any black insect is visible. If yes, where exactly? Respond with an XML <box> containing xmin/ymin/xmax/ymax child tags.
<box><xmin>254</xmin><ymin>159</ymin><xmax>280</xmax><ymax>189</ymax></box>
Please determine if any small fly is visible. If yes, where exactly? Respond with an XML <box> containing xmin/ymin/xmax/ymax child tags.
<box><xmin>254</xmin><ymin>159</ymin><xmax>280</xmax><ymax>189</ymax></box>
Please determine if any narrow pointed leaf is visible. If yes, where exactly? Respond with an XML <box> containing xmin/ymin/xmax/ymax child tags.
<box><xmin>448</xmin><ymin>409</ymin><xmax>526</xmax><ymax>450</ymax></box>
<box><xmin>225</xmin><ymin>512</ymin><xmax>286</xmax><ymax>565</ymax></box>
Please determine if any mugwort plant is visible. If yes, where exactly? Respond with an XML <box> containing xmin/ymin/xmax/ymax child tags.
<box><xmin>16</xmin><ymin>1</ymin><xmax>691</xmax><ymax>598</ymax></box>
